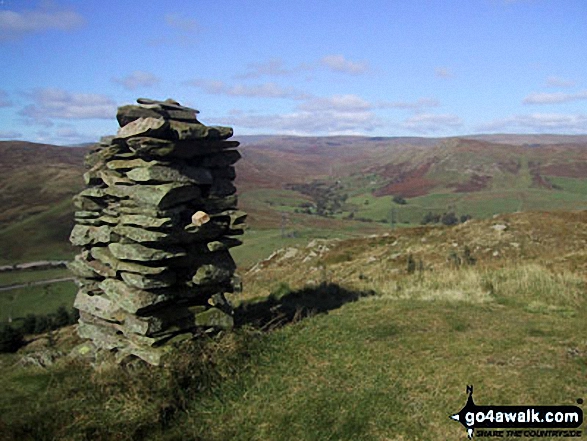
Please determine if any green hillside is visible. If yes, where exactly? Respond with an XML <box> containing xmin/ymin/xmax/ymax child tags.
<box><xmin>1</xmin><ymin>211</ymin><xmax>586</xmax><ymax>440</ymax></box>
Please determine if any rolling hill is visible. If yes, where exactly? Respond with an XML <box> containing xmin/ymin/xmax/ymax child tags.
<box><xmin>1</xmin><ymin>134</ymin><xmax>587</xmax><ymax>265</ymax></box>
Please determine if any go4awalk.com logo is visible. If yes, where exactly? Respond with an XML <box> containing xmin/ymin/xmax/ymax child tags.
<box><xmin>450</xmin><ymin>385</ymin><xmax>584</xmax><ymax>439</ymax></box>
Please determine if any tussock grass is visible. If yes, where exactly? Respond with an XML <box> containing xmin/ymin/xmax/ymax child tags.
<box><xmin>362</xmin><ymin>263</ymin><xmax>585</xmax><ymax>314</ymax></box>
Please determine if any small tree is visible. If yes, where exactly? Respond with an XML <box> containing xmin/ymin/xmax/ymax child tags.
<box><xmin>54</xmin><ymin>305</ymin><xmax>71</xmax><ymax>328</ymax></box>
<box><xmin>406</xmin><ymin>253</ymin><xmax>416</xmax><ymax>274</ymax></box>
<box><xmin>441</xmin><ymin>212</ymin><xmax>459</xmax><ymax>226</ymax></box>
<box><xmin>463</xmin><ymin>246</ymin><xmax>476</xmax><ymax>266</ymax></box>
<box><xmin>21</xmin><ymin>314</ymin><xmax>37</xmax><ymax>335</ymax></box>
<box><xmin>0</xmin><ymin>325</ymin><xmax>24</xmax><ymax>353</ymax></box>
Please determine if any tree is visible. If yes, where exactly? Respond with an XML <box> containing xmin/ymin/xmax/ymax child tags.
<box><xmin>21</xmin><ymin>314</ymin><xmax>37</xmax><ymax>335</ymax></box>
<box><xmin>54</xmin><ymin>306</ymin><xmax>71</xmax><ymax>328</ymax></box>
<box><xmin>441</xmin><ymin>212</ymin><xmax>459</xmax><ymax>226</ymax></box>
<box><xmin>392</xmin><ymin>195</ymin><xmax>407</xmax><ymax>205</ymax></box>
<box><xmin>0</xmin><ymin>325</ymin><xmax>24</xmax><ymax>353</ymax></box>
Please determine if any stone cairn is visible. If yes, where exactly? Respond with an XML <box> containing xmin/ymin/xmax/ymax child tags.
<box><xmin>68</xmin><ymin>98</ymin><xmax>246</xmax><ymax>365</ymax></box>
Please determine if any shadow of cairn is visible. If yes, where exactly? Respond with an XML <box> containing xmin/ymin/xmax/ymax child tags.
<box><xmin>234</xmin><ymin>282</ymin><xmax>376</xmax><ymax>330</ymax></box>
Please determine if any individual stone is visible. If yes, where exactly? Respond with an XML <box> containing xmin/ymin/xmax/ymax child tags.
<box><xmin>108</xmin><ymin>242</ymin><xmax>187</xmax><ymax>262</ymax></box>
<box><xmin>113</xmin><ymin>225</ymin><xmax>176</xmax><ymax>244</ymax></box>
<box><xmin>115</xmin><ymin>117</ymin><xmax>169</xmax><ymax>139</ymax></box>
<box><xmin>106</xmin><ymin>158</ymin><xmax>163</xmax><ymax>170</ymax></box>
<box><xmin>70</xmin><ymin>225</ymin><xmax>114</xmax><ymax>246</ymax></box>
<box><xmin>126</xmin><ymin>165</ymin><xmax>212</xmax><ymax>185</ymax></box>
<box><xmin>203</xmin><ymin>194</ymin><xmax>238</xmax><ymax>213</ymax></box>
<box><xmin>75</xmin><ymin>210</ymin><xmax>101</xmax><ymax>220</ymax></box>
<box><xmin>206</xmin><ymin>238</ymin><xmax>243</xmax><ymax>252</ymax></box>
<box><xmin>99</xmin><ymin>278</ymin><xmax>171</xmax><ymax>313</ymax></box>
<box><xmin>168</xmin><ymin>120</ymin><xmax>233</xmax><ymax>141</ymax></box>
<box><xmin>119</xmin><ymin>214</ymin><xmax>176</xmax><ymax>230</ymax></box>
<box><xmin>194</xmin><ymin>307</ymin><xmax>234</xmax><ymax>329</ymax></box>
<box><xmin>191</xmin><ymin>211</ymin><xmax>210</xmax><ymax>226</ymax></box>
<box><xmin>116</xmin><ymin>105</ymin><xmax>167</xmax><ymax>127</ymax></box>
<box><xmin>130</xmin><ymin>183</ymin><xmax>201</xmax><ymax>209</ymax></box>
<box><xmin>74</xmin><ymin>291</ymin><xmax>124</xmax><ymax>322</ymax></box>
<box><xmin>211</xmin><ymin>166</ymin><xmax>236</xmax><ymax>180</ymax></box>
<box><xmin>67</xmin><ymin>254</ymin><xmax>100</xmax><ymax>279</ymax></box>
<box><xmin>120</xmin><ymin>271</ymin><xmax>176</xmax><ymax>289</ymax></box>
<box><xmin>99</xmin><ymin>170</ymin><xmax>134</xmax><ymax>186</ymax></box>
<box><xmin>126</xmin><ymin>137</ymin><xmax>176</xmax><ymax>157</ymax></box>
<box><xmin>197</xmin><ymin>150</ymin><xmax>241</xmax><ymax>168</ymax></box>
<box><xmin>78</xmin><ymin>322</ymin><xmax>126</xmax><ymax>350</ymax></box>
<box><xmin>91</xmin><ymin>246</ymin><xmax>169</xmax><ymax>275</ymax></box>
<box><xmin>122</xmin><ymin>305</ymin><xmax>193</xmax><ymax>336</ymax></box>
<box><xmin>209</xmin><ymin>179</ymin><xmax>237</xmax><ymax>197</ymax></box>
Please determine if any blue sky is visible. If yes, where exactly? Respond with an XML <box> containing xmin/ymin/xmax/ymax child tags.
<box><xmin>0</xmin><ymin>0</ymin><xmax>586</xmax><ymax>145</ymax></box>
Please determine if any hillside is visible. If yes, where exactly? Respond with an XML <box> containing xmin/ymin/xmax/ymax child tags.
<box><xmin>2</xmin><ymin>210</ymin><xmax>586</xmax><ymax>440</ymax></box>
<box><xmin>1</xmin><ymin>135</ymin><xmax>587</xmax><ymax>265</ymax></box>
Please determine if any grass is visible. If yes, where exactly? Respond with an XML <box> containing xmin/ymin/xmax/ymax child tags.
<box><xmin>0</xmin><ymin>198</ymin><xmax>76</xmax><ymax>265</ymax></box>
<box><xmin>0</xmin><ymin>268</ymin><xmax>70</xmax><ymax>287</ymax></box>
<box><xmin>1</xmin><ymin>261</ymin><xmax>585</xmax><ymax>440</ymax></box>
<box><xmin>0</xmin><ymin>281</ymin><xmax>76</xmax><ymax>324</ymax></box>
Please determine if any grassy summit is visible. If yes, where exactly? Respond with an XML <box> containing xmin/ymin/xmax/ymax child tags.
<box><xmin>1</xmin><ymin>211</ymin><xmax>585</xmax><ymax>440</ymax></box>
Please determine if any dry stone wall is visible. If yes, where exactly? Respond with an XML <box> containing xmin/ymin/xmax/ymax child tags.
<box><xmin>68</xmin><ymin>98</ymin><xmax>246</xmax><ymax>365</ymax></box>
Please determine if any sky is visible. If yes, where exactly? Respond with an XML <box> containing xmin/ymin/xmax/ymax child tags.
<box><xmin>0</xmin><ymin>0</ymin><xmax>586</xmax><ymax>145</ymax></box>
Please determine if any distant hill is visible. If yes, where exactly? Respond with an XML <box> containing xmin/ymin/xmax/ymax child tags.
<box><xmin>0</xmin><ymin>141</ymin><xmax>87</xmax><ymax>228</ymax></box>
<box><xmin>1</xmin><ymin>134</ymin><xmax>586</xmax><ymax>264</ymax></box>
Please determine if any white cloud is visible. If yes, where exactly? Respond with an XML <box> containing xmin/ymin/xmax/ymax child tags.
<box><xmin>19</xmin><ymin>88</ymin><xmax>117</xmax><ymax>125</ymax></box>
<box><xmin>298</xmin><ymin>94</ymin><xmax>372</xmax><ymax>112</ymax></box>
<box><xmin>0</xmin><ymin>89</ymin><xmax>12</xmax><ymax>107</ymax></box>
<box><xmin>236</xmin><ymin>58</ymin><xmax>294</xmax><ymax>79</ymax></box>
<box><xmin>112</xmin><ymin>71</ymin><xmax>160</xmax><ymax>90</ymax></box>
<box><xmin>381</xmin><ymin>97</ymin><xmax>440</xmax><ymax>110</ymax></box>
<box><xmin>401</xmin><ymin>113</ymin><xmax>462</xmax><ymax>133</ymax></box>
<box><xmin>0</xmin><ymin>5</ymin><xmax>84</xmax><ymax>41</ymax></box>
<box><xmin>0</xmin><ymin>130</ymin><xmax>22</xmax><ymax>139</ymax></box>
<box><xmin>320</xmin><ymin>55</ymin><xmax>369</xmax><ymax>75</ymax></box>
<box><xmin>478</xmin><ymin>113</ymin><xmax>587</xmax><ymax>133</ymax></box>
<box><xmin>187</xmin><ymin>79</ymin><xmax>307</xmax><ymax>99</ymax></box>
<box><xmin>546</xmin><ymin>76</ymin><xmax>575</xmax><ymax>88</ymax></box>
<box><xmin>523</xmin><ymin>90</ymin><xmax>587</xmax><ymax>104</ymax></box>
<box><xmin>435</xmin><ymin>67</ymin><xmax>453</xmax><ymax>78</ymax></box>
<box><xmin>217</xmin><ymin>93</ymin><xmax>382</xmax><ymax>135</ymax></box>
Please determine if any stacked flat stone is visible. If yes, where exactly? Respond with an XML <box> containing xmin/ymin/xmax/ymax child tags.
<box><xmin>68</xmin><ymin>98</ymin><xmax>246</xmax><ymax>365</ymax></box>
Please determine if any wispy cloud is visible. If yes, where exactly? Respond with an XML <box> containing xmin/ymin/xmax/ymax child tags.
<box><xmin>112</xmin><ymin>71</ymin><xmax>160</xmax><ymax>90</ymax></box>
<box><xmin>149</xmin><ymin>12</ymin><xmax>199</xmax><ymax>46</ymax></box>
<box><xmin>320</xmin><ymin>54</ymin><xmax>369</xmax><ymax>75</ymax></box>
<box><xmin>0</xmin><ymin>89</ymin><xmax>12</xmax><ymax>107</ymax></box>
<box><xmin>19</xmin><ymin>88</ymin><xmax>117</xmax><ymax>126</ymax></box>
<box><xmin>298</xmin><ymin>94</ymin><xmax>372</xmax><ymax>112</ymax></box>
<box><xmin>0</xmin><ymin>4</ymin><xmax>84</xmax><ymax>41</ymax></box>
<box><xmin>401</xmin><ymin>113</ymin><xmax>462</xmax><ymax>133</ymax></box>
<box><xmin>545</xmin><ymin>76</ymin><xmax>575</xmax><ymax>88</ymax></box>
<box><xmin>217</xmin><ymin>93</ymin><xmax>382</xmax><ymax>135</ymax></box>
<box><xmin>523</xmin><ymin>90</ymin><xmax>587</xmax><ymax>104</ymax></box>
<box><xmin>235</xmin><ymin>58</ymin><xmax>296</xmax><ymax>79</ymax></box>
<box><xmin>381</xmin><ymin>97</ymin><xmax>440</xmax><ymax>110</ymax></box>
<box><xmin>478</xmin><ymin>113</ymin><xmax>587</xmax><ymax>133</ymax></box>
<box><xmin>235</xmin><ymin>55</ymin><xmax>368</xmax><ymax>79</ymax></box>
<box><xmin>435</xmin><ymin>67</ymin><xmax>453</xmax><ymax>79</ymax></box>
<box><xmin>0</xmin><ymin>130</ymin><xmax>22</xmax><ymax>139</ymax></box>
<box><xmin>187</xmin><ymin>79</ymin><xmax>307</xmax><ymax>99</ymax></box>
